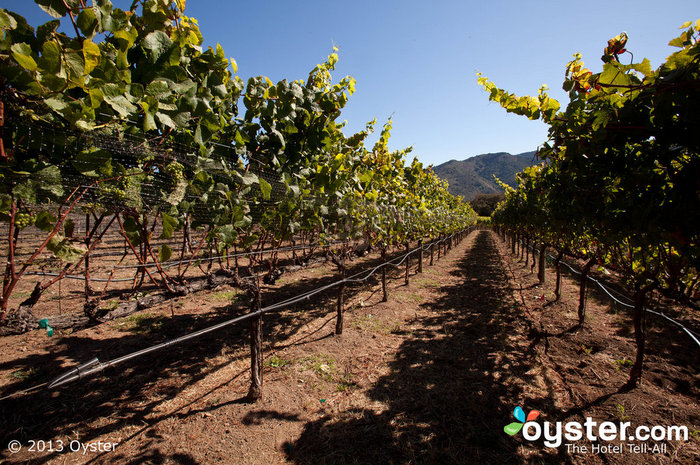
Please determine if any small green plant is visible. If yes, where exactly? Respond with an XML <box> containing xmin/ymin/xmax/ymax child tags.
<box><xmin>389</xmin><ymin>322</ymin><xmax>403</xmax><ymax>334</ymax></box>
<box><xmin>265</xmin><ymin>355</ymin><xmax>290</xmax><ymax>369</ymax></box>
<box><xmin>614</xmin><ymin>357</ymin><xmax>634</xmax><ymax>370</ymax></box>
<box><xmin>100</xmin><ymin>299</ymin><xmax>119</xmax><ymax>311</ymax></box>
<box><xmin>415</xmin><ymin>278</ymin><xmax>440</xmax><ymax>289</ymax></box>
<box><xmin>212</xmin><ymin>290</ymin><xmax>238</xmax><ymax>302</ymax></box>
<box><xmin>580</xmin><ymin>345</ymin><xmax>593</xmax><ymax>355</ymax></box>
<box><xmin>336</xmin><ymin>375</ymin><xmax>357</xmax><ymax>392</ymax></box>
<box><xmin>304</xmin><ymin>354</ymin><xmax>337</xmax><ymax>381</ymax></box>
<box><xmin>10</xmin><ymin>367</ymin><xmax>38</xmax><ymax>381</ymax></box>
<box><xmin>407</xmin><ymin>293</ymin><xmax>423</xmax><ymax>303</ymax></box>
<box><xmin>114</xmin><ymin>312</ymin><xmax>166</xmax><ymax>334</ymax></box>
<box><xmin>354</xmin><ymin>315</ymin><xmax>382</xmax><ymax>332</ymax></box>
<box><xmin>615</xmin><ymin>404</ymin><xmax>630</xmax><ymax>421</ymax></box>
<box><xmin>131</xmin><ymin>291</ymin><xmax>151</xmax><ymax>300</ymax></box>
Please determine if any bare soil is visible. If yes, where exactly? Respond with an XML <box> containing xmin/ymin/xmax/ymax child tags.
<box><xmin>0</xmin><ymin>229</ymin><xmax>698</xmax><ymax>464</ymax></box>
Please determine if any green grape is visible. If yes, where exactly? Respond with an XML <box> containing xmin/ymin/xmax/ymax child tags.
<box><xmin>164</xmin><ymin>162</ymin><xmax>185</xmax><ymax>182</ymax></box>
<box><xmin>14</xmin><ymin>212</ymin><xmax>34</xmax><ymax>229</ymax></box>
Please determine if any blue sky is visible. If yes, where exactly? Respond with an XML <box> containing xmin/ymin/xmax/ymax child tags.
<box><xmin>5</xmin><ymin>1</ymin><xmax>699</xmax><ymax>166</ymax></box>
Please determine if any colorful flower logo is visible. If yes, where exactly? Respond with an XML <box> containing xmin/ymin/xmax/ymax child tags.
<box><xmin>504</xmin><ymin>406</ymin><xmax>540</xmax><ymax>435</ymax></box>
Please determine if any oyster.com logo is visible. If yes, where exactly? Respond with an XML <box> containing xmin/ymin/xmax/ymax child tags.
<box><xmin>504</xmin><ymin>406</ymin><xmax>540</xmax><ymax>436</ymax></box>
<box><xmin>502</xmin><ymin>405</ymin><xmax>688</xmax><ymax>453</ymax></box>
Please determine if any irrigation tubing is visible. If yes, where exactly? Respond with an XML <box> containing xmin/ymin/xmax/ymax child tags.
<box><xmin>0</xmin><ymin>382</ymin><xmax>48</xmax><ymax>402</ymax></box>
<box><xmin>518</xmin><ymin>240</ymin><xmax>700</xmax><ymax>348</ymax></box>
<box><xmin>43</xmin><ymin>232</ymin><xmax>459</xmax><ymax>390</ymax></box>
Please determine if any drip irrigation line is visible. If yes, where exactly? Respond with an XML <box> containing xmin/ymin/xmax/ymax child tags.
<box><xmin>515</xmin><ymin>240</ymin><xmax>700</xmax><ymax>348</ymax></box>
<box><xmin>644</xmin><ymin>308</ymin><xmax>700</xmax><ymax>346</ymax></box>
<box><xmin>585</xmin><ymin>273</ymin><xmax>700</xmax><ymax>343</ymax></box>
<box><xmin>0</xmin><ymin>382</ymin><xmax>48</xmax><ymax>402</ymax></box>
<box><xmin>44</xmin><ymin>230</ymin><xmax>465</xmax><ymax>390</ymax></box>
<box><xmin>18</xmin><ymin>235</ymin><xmax>454</xmax><ymax>282</ymax></box>
<box><xmin>259</xmin><ymin>233</ymin><xmax>456</xmax><ymax>313</ymax></box>
<box><xmin>247</xmin><ymin>240</ymin><xmax>428</xmax><ymax>313</ymax></box>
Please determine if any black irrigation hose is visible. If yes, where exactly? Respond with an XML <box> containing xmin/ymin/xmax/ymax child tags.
<box><xmin>516</xmin><ymin>240</ymin><xmax>700</xmax><ymax>348</ymax></box>
<box><xmin>0</xmin><ymin>382</ymin><xmax>48</xmax><ymax>402</ymax></box>
<box><xmin>44</xmin><ymin>232</ymin><xmax>460</xmax><ymax>389</ymax></box>
<box><xmin>557</xmin><ymin>258</ymin><xmax>700</xmax><ymax>347</ymax></box>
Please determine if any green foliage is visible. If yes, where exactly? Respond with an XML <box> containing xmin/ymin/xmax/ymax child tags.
<box><xmin>470</xmin><ymin>193</ymin><xmax>504</xmax><ymax>217</ymax></box>
<box><xmin>614</xmin><ymin>357</ymin><xmax>634</xmax><ymax>370</ymax></box>
<box><xmin>0</xmin><ymin>1</ymin><xmax>476</xmax><ymax>321</ymax></box>
<box><xmin>304</xmin><ymin>354</ymin><xmax>337</xmax><ymax>381</ymax></box>
<box><xmin>485</xmin><ymin>21</ymin><xmax>700</xmax><ymax>305</ymax></box>
<box><xmin>615</xmin><ymin>404</ymin><xmax>630</xmax><ymax>421</ymax></box>
<box><xmin>264</xmin><ymin>355</ymin><xmax>290</xmax><ymax>369</ymax></box>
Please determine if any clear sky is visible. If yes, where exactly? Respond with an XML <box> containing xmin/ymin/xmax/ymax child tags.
<box><xmin>4</xmin><ymin>1</ymin><xmax>699</xmax><ymax>166</ymax></box>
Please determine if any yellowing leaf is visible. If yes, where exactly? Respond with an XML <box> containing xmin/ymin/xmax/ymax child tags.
<box><xmin>11</xmin><ymin>43</ymin><xmax>37</xmax><ymax>71</ymax></box>
<box><xmin>82</xmin><ymin>39</ymin><xmax>100</xmax><ymax>74</ymax></box>
<box><xmin>0</xmin><ymin>9</ymin><xmax>18</xmax><ymax>29</ymax></box>
<box><xmin>259</xmin><ymin>177</ymin><xmax>272</xmax><ymax>200</ymax></box>
<box><xmin>158</xmin><ymin>244</ymin><xmax>173</xmax><ymax>262</ymax></box>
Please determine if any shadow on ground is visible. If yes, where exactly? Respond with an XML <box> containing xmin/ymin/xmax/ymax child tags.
<box><xmin>0</xmin><ymin>244</ymin><xmax>421</xmax><ymax>464</ymax></box>
<box><xmin>285</xmin><ymin>231</ymin><xmax>572</xmax><ymax>464</ymax></box>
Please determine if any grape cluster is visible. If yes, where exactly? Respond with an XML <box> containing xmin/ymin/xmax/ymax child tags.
<box><xmin>102</xmin><ymin>185</ymin><xmax>127</xmax><ymax>201</ymax></box>
<box><xmin>14</xmin><ymin>212</ymin><xmax>34</xmax><ymax>229</ymax></box>
<box><xmin>164</xmin><ymin>162</ymin><xmax>185</xmax><ymax>182</ymax></box>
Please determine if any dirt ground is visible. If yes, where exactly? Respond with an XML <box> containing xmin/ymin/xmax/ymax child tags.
<box><xmin>0</xmin><ymin>229</ymin><xmax>698</xmax><ymax>464</ymax></box>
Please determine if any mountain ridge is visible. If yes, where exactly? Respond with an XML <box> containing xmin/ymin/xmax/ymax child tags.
<box><xmin>432</xmin><ymin>151</ymin><xmax>538</xmax><ymax>200</ymax></box>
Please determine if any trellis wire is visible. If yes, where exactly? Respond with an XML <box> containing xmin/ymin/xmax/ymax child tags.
<box><xmin>45</xmin><ymin>233</ymin><xmax>457</xmax><ymax>389</ymax></box>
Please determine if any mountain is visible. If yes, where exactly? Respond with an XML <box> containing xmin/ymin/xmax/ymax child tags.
<box><xmin>432</xmin><ymin>151</ymin><xmax>538</xmax><ymax>200</ymax></box>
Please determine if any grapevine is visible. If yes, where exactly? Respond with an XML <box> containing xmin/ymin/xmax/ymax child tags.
<box><xmin>481</xmin><ymin>20</ymin><xmax>700</xmax><ymax>387</ymax></box>
<box><xmin>0</xmin><ymin>1</ymin><xmax>476</xmax><ymax>329</ymax></box>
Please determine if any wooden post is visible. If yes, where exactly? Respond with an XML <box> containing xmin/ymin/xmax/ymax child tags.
<box><xmin>404</xmin><ymin>243</ymin><xmax>409</xmax><ymax>285</ymax></box>
<box><xmin>430</xmin><ymin>241</ymin><xmax>434</xmax><ymax>266</ymax></box>
<box><xmin>519</xmin><ymin>235</ymin><xmax>524</xmax><ymax>260</ymax></box>
<box><xmin>84</xmin><ymin>213</ymin><xmax>91</xmax><ymax>301</ymax></box>
<box><xmin>437</xmin><ymin>236</ymin><xmax>441</xmax><ymax>260</ymax></box>
<box><xmin>524</xmin><ymin>237</ymin><xmax>530</xmax><ymax>268</ymax></box>
<box><xmin>247</xmin><ymin>282</ymin><xmax>263</xmax><ymax>401</ymax></box>
<box><xmin>577</xmin><ymin>258</ymin><xmax>596</xmax><ymax>326</ymax></box>
<box><xmin>554</xmin><ymin>250</ymin><xmax>563</xmax><ymax>300</ymax></box>
<box><xmin>537</xmin><ymin>245</ymin><xmax>546</xmax><ymax>284</ymax></box>
<box><xmin>418</xmin><ymin>239</ymin><xmax>423</xmax><ymax>273</ymax></box>
<box><xmin>381</xmin><ymin>248</ymin><xmax>388</xmax><ymax>302</ymax></box>
<box><xmin>627</xmin><ymin>283</ymin><xmax>655</xmax><ymax>388</ymax></box>
<box><xmin>335</xmin><ymin>264</ymin><xmax>346</xmax><ymax>334</ymax></box>
<box><xmin>0</xmin><ymin>100</ymin><xmax>5</xmax><ymax>160</ymax></box>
